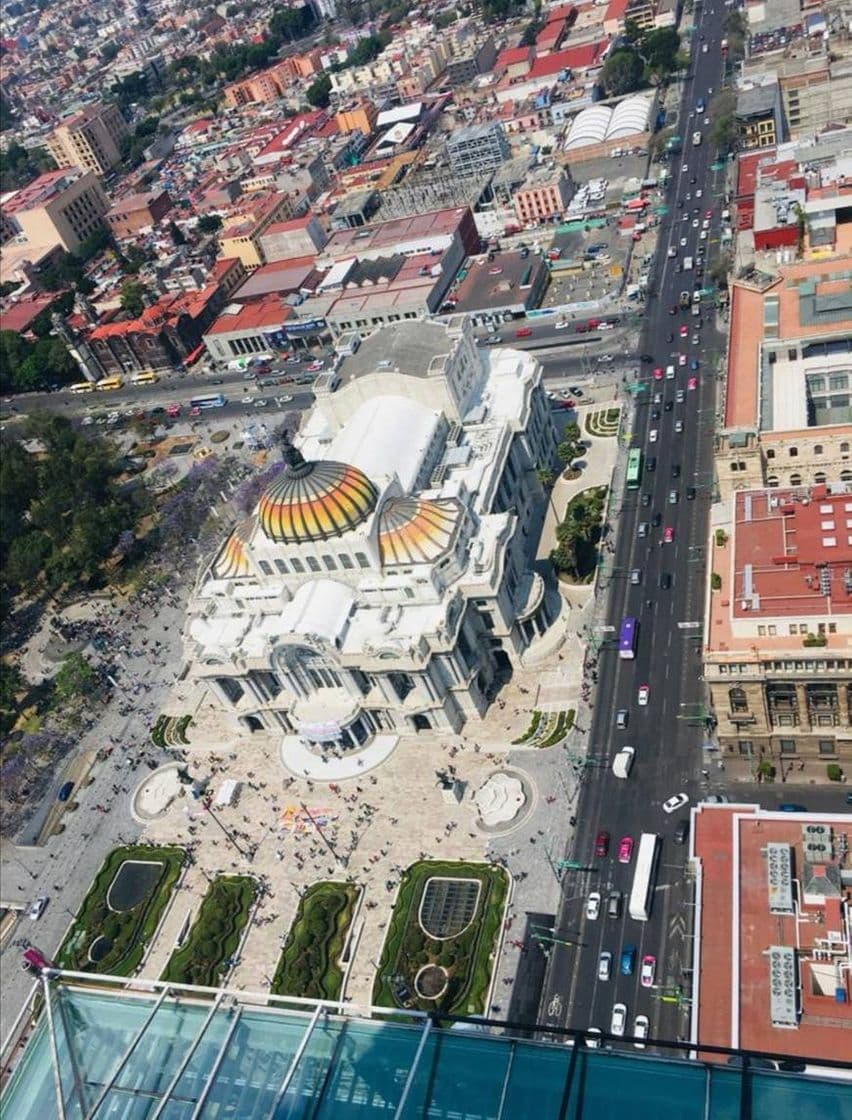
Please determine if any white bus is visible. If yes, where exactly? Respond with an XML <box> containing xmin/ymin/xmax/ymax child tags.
<box><xmin>628</xmin><ymin>833</ymin><xmax>661</xmax><ymax>921</ymax></box>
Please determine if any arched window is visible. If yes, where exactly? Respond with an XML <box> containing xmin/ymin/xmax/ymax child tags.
<box><xmin>281</xmin><ymin>646</ymin><xmax>343</xmax><ymax>691</ymax></box>
<box><xmin>814</xmin><ymin>472</ymin><xmax>826</xmax><ymax>484</ymax></box>
<box><xmin>789</xmin><ymin>473</ymin><xmax>802</xmax><ymax>486</ymax></box>
<box><xmin>767</xmin><ymin>476</ymin><xmax>779</xmax><ymax>487</ymax></box>
<box><xmin>842</xmin><ymin>470</ymin><xmax>852</xmax><ymax>483</ymax></box>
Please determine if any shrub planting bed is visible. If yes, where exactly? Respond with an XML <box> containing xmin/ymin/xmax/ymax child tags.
<box><xmin>271</xmin><ymin>882</ymin><xmax>359</xmax><ymax>1001</ymax></box>
<box><xmin>161</xmin><ymin>875</ymin><xmax>256</xmax><ymax>988</ymax></box>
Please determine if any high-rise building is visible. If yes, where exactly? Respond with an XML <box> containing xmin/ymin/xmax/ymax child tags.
<box><xmin>3</xmin><ymin>167</ymin><xmax>108</xmax><ymax>253</ymax></box>
<box><xmin>46</xmin><ymin>103</ymin><xmax>129</xmax><ymax>178</ymax></box>
<box><xmin>445</xmin><ymin>123</ymin><xmax>510</xmax><ymax>178</ymax></box>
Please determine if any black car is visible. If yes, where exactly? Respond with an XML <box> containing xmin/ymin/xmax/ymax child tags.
<box><xmin>686</xmin><ymin>486</ymin><xmax>696</xmax><ymax>500</ymax></box>
<box><xmin>659</xmin><ymin>572</ymin><xmax>671</xmax><ymax>590</ymax></box>
<box><xmin>664</xmin><ymin>400</ymin><xmax>673</xmax><ymax>412</ymax></box>
<box><xmin>58</xmin><ymin>781</ymin><xmax>75</xmax><ymax>802</ymax></box>
<box><xmin>641</xmin><ymin>493</ymin><xmax>651</xmax><ymax>506</ymax></box>
<box><xmin>647</xmin><ymin>457</ymin><xmax>657</xmax><ymax>472</ymax></box>
<box><xmin>673</xmin><ymin>819</ymin><xmax>690</xmax><ymax>845</ymax></box>
<box><xmin>671</xmin><ymin>463</ymin><xmax>681</xmax><ymax>478</ymax></box>
<box><xmin>666</xmin><ymin>333</ymin><xmax>674</xmax><ymax>343</ymax></box>
<box><xmin>652</xmin><ymin>407</ymin><xmax>661</xmax><ymax>420</ymax></box>
<box><xmin>640</xmin><ymin>354</ymin><xmax>654</xmax><ymax>363</ymax></box>
<box><xmin>652</xmin><ymin>512</ymin><xmax>662</xmax><ymax>527</ymax></box>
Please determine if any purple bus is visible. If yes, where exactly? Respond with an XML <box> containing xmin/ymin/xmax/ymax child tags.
<box><xmin>618</xmin><ymin>616</ymin><xmax>638</xmax><ymax>660</ymax></box>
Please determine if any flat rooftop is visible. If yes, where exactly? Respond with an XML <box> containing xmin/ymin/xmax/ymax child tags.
<box><xmin>4</xmin><ymin>978</ymin><xmax>850</xmax><ymax>1119</ymax></box>
<box><xmin>449</xmin><ymin>251</ymin><xmax>548</xmax><ymax>313</ymax></box>
<box><xmin>337</xmin><ymin>320</ymin><xmax>452</xmax><ymax>382</ymax></box>
<box><xmin>730</xmin><ymin>485</ymin><xmax>852</xmax><ymax>620</ymax></box>
<box><xmin>692</xmin><ymin>804</ymin><xmax>852</xmax><ymax>1062</ymax></box>
<box><xmin>323</xmin><ymin>208</ymin><xmax>468</xmax><ymax>259</ymax></box>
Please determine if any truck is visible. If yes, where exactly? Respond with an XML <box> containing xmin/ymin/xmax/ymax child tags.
<box><xmin>612</xmin><ymin>746</ymin><xmax>635</xmax><ymax>780</ymax></box>
<box><xmin>679</xmin><ymin>290</ymin><xmax>691</xmax><ymax>309</ymax></box>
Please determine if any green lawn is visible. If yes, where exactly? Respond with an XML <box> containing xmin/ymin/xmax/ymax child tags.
<box><xmin>372</xmin><ymin>861</ymin><xmax>508</xmax><ymax>1018</ymax></box>
<box><xmin>161</xmin><ymin>875</ymin><xmax>256</xmax><ymax>988</ymax></box>
<box><xmin>56</xmin><ymin>845</ymin><xmax>184</xmax><ymax>977</ymax></box>
<box><xmin>271</xmin><ymin>882</ymin><xmax>359</xmax><ymax>1001</ymax></box>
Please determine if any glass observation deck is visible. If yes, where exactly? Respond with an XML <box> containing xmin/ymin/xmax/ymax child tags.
<box><xmin>2</xmin><ymin>975</ymin><xmax>851</xmax><ymax>1120</ymax></box>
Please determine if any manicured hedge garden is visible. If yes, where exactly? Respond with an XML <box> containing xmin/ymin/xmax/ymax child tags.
<box><xmin>161</xmin><ymin>875</ymin><xmax>256</xmax><ymax>988</ymax></box>
<box><xmin>271</xmin><ymin>882</ymin><xmax>359</xmax><ymax>1001</ymax></box>
<box><xmin>56</xmin><ymin>845</ymin><xmax>184</xmax><ymax>977</ymax></box>
<box><xmin>372</xmin><ymin>861</ymin><xmax>508</xmax><ymax>1017</ymax></box>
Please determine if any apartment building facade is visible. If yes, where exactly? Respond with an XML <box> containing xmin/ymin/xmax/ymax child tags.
<box><xmin>4</xmin><ymin>167</ymin><xmax>108</xmax><ymax>252</ymax></box>
<box><xmin>46</xmin><ymin>103</ymin><xmax>129</xmax><ymax>177</ymax></box>
<box><xmin>513</xmin><ymin>169</ymin><xmax>573</xmax><ymax>224</ymax></box>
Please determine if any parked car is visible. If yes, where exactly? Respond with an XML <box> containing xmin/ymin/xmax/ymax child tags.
<box><xmin>28</xmin><ymin>896</ymin><xmax>48</xmax><ymax>921</ymax></box>
<box><xmin>57</xmin><ymin>781</ymin><xmax>74</xmax><ymax>802</ymax></box>
<box><xmin>611</xmin><ymin>1003</ymin><xmax>628</xmax><ymax>1036</ymax></box>
<box><xmin>673</xmin><ymin>819</ymin><xmax>690</xmax><ymax>845</ymax></box>
<box><xmin>633</xmin><ymin>1015</ymin><xmax>649</xmax><ymax>1050</ymax></box>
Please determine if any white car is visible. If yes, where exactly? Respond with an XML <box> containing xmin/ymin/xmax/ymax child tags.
<box><xmin>253</xmin><ymin>398</ymin><xmax>268</xmax><ymax>407</ymax></box>
<box><xmin>699</xmin><ymin>229</ymin><xmax>708</xmax><ymax>240</ymax></box>
<box><xmin>81</xmin><ymin>415</ymin><xmax>94</xmax><ymax>426</ymax></box>
<box><xmin>649</xmin><ymin>429</ymin><xmax>658</xmax><ymax>443</ymax></box>
<box><xmin>241</xmin><ymin>395</ymin><xmax>254</xmax><ymax>404</ymax></box>
<box><xmin>597</xmin><ymin>354</ymin><xmax>614</xmax><ymax>364</ymax></box>
<box><xmin>586</xmin><ymin>1027</ymin><xmax>602</xmax><ymax>1048</ymax></box>
<box><xmin>28</xmin><ymin>896</ymin><xmax>48</xmax><ymax>921</ymax></box>
<box><xmin>663</xmin><ymin>793</ymin><xmax>689</xmax><ymax>814</ymax></box>
<box><xmin>679</xmin><ymin>237</ymin><xmax>687</xmax><ymax>248</ymax></box>
<box><xmin>637</xmin><ymin>684</ymin><xmax>650</xmax><ymax>706</ymax></box>
<box><xmin>675</xmin><ymin>419</ymin><xmax>684</xmax><ymax>433</ymax></box>
<box><xmin>598</xmin><ymin>950</ymin><xmax>612</xmax><ymax>981</ymax></box>
<box><xmin>554</xmin><ymin>320</ymin><xmax>571</xmax><ymax>330</ymax></box>
<box><xmin>633</xmin><ymin>1014</ymin><xmax>649</xmax><ymax>1049</ymax></box>
<box><xmin>586</xmin><ymin>891</ymin><xmax>601</xmax><ymax>921</ymax></box>
<box><xmin>696</xmin><ymin>189</ymin><xmax>703</xmax><ymax>199</ymax></box>
<box><xmin>667</xmin><ymin>246</ymin><xmax>677</xmax><ymax>258</ymax></box>
<box><xmin>611</xmin><ymin>1003</ymin><xmax>627</xmax><ymax>1037</ymax></box>
<box><xmin>681</xmin><ymin>164</ymin><xmax>689</xmax><ymax>173</ymax></box>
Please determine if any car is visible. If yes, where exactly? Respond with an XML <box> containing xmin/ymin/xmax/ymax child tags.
<box><xmin>667</xmin><ymin>246</ymin><xmax>677</xmax><ymax>258</ymax></box>
<box><xmin>633</xmin><ymin>1015</ymin><xmax>649</xmax><ymax>1050</ymax></box>
<box><xmin>253</xmin><ymin>398</ymin><xmax>268</xmax><ymax>407</ymax></box>
<box><xmin>285</xmin><ymin>355</ymin><xmax>302</xmax><ymax>364</ymax></box>
<box><xmin>607</xmin><ymin>891</ymin><xmax>622</xmax><ymax>918</ymax></box>
<box><xmin>485</xmin><ymin>334</ymin><xmax>502</xmax><ymax>344</ymax></box>
<box><xmin>681</xmin><ymin>163</ymin><xmax>689</xmax><ymax>173</ymax></box>
<box><xmin>652</xmin><ymin>366</ymin><xmax>663</xmax><ymax>380</ymax></box>
<box><xmin>667</xmin><ymin>304</ymin><xmax>677</xmax><ymax>316</ymax></box>
<box><xmin>663</xmin><ymin>526</ymin><xmax>674</xmax><ymax>543</ymax></box>
<box><xmin>688</xmin><ymin>377</ymin><xmax>698</xmax><ymax>390</ymax></box>
<box><xmin>669</xmin><ymin>489</ymin><xmax>678</xmax><ymax>504</ymax></box>
<box><xmin>646</xmin><ymin>457</ymin><xmax>656</xmax><ymax>472</ymax></box>
<box><xmin>664</xmin><ymin>400</ymin><xmax>673</xmax><ymax>412</ymax></box>
<box><xmin>649</xmin><ymin>429</ymin><xmax>658</xmax><ymax>443</ymax></box>
<box><xmin>704</xmin><ymin>209</ymin><xmax>713</xmax><ymax>219</ymax></box>
<box><xmin>700</xmin><ymin>229</ymin><xmax>708</xmax><ymax>240</ymax></box>
<box><xmin>702</xmin><ymin>218</ymin><xmax>711</xmax><ymax>230</ymax></box>
<box><xmin>585</xmin><ymin>1028</ymin><xmax>602</xmax><ymax>1048</ymax></box>
<box><xmin>689</xmin><ymin>175</ymin><xmax>697</xmax><ymax>185</ymax></box>
<box><xmin>640</xmin><ymin>493</ymin><xmax>651</xmax><ymax>507</ymax></box>
<box><xmin>616</xmin><ymin>709</ymin><xmax>629</xmax><ymax>729</ymax></box>
<box><xmin>659</xmin><ymin>572</ymin><xmax>671</xmax><ymax>590</ymax></box>
<box><xmin>638</xmin><ymin>521</ymin><xmax>649</xmax><ymax>538</ymax></box>
<box><xmin>81</xmin><ymin>415</ymin><xmax>95</xmax><ymax>426</ymax></box>
<box><xmin>618</xmin><ymin>836</ymin><xmax>634</xmax><ymax>864</ymax></box>
<box><xmin>691</xmin><ymin>334</ymin><xmax>700</xmax><ymax>346</ymax></box>
<box><xmin>671</xmin><ymin>463</ymin><xmax>681</xmax><ymax>478</ymax></box>
<box><xmin>189</xmin><ymin>406</ymin><xmax>201</xmax><ymax>417</ymax></box>
<box><xmin>640</xmin><ymin>956</ymin><xmax>656</xmax><ymax>988</ymax></box>
<box><xmin>778</xmin><ymin>803</ymin><xmax>807</xmax><ymax>813</ymax></box>
<box><xmin>586</xmin><ymin>892</ymin><xmax>601</xmax><ymax>921</ymax></box>
<box><xmin>57</xmin><ymin>781</ymin><xmax>75</xmax><ymax>802</ymax></box>
<box><xmin>704</xmin><ymin>794</ymin><xmax>731</xmax><ymax>804</ymax></box>
<box><xmin>673</xmin><ymin>819</ymin><xmax>690</xmax><ymax>845</ymax></box>
<box><xmin>630</xmin><ymin>568</ymin><xmax>642</xmax><ymax>584</ymax></box>
<box><xmin>676</xmin><ymin>389</ymin><xmax>686</xmax><ymax>403</ymax></box>
<box><xmin>241</xmin><ymin>395</ymin><xmax>254</xmax><ymax>404</ymax></box>
<box><xmin>611</xmin><ymin>1003</ymin><xmax>627</xmax><ymax>1037</ymax></box>
<box><xmin>595</xmin><ymin>830</ymin><xmax>610</xmax><ymax>857</ymax></box>
<box><xmin>690</xmin><ymin>358</ymin><xmax>699</xmax><ymax>371</ymax></box>
<box><xmin>679</xmin><ymin>237</ymin><xmax>687</xmax><ymax>248</ymax></box>
<box><xmin>651</xmin><ymin>407</ymin><xmax>661</xmax><ymax>421</ymax></box>
<box><xmin>665</xmin><ymin>332</ymin><xmax>674</xmax><ymax>344</ymax></box>
<box><xmin>696</xmin><ymin>189</ymin><xmax>703</xmax><ymax>199</ymax></box>
<box><xmin>663</xmin><ymin>793</ymin><xmax>689</xmax><ymax>814</ymax></box>
<box><xmin>679</xmin><ymin>325</ymin><xmax>689</xmax><ymax>338</ymax></box>
<box><xmin>653</xmin><ymin>392</ymin><xmax>662</xmax><ymax>404</ymax></box>
<box><xmin>28</xmin><ymin>896</ymin><xmax>48</xmax><ymax>921</ymax></box>
<box><xmin>686</xmin><ymin>486</ymin><xmax>695</xmax><ymax>499</ymax></box>
<box><xmin>674</xmin><ymin>419</ymin><xmax>684</xmax><ymax>433</ymax></box>
<box><xmin>678</xmin><ymin>354</ymin><xmax>687</xmax><ymax>367</ymax></box>
<box><xmin>620</xmin><ymin>946</ymin><xmax>636</xmax><ymax>976</ymax></box>
<box><xmin>574</xmin><ymin>324</ymin><xmax>590</xmax><ymax>334</ymax></box>
<box><xmin>652</xmin><ymin>512</ymin><xmax>662</xmax><ymax>528</ymax></box>
<box><xmin>598</xmin><ymin>951</ymin><xmax>612</xmax><ymax>981</ymax></box>
<box><xmin>638</xmin><ymin>684</ymin><xmax>650</xmax><ymax>706</ymax></box>
<box><xmin>692</xmin><ymin>218</ymin><xmax>700</xmax><ymax>228</ymax></box>
<box><xmin>305</xmin><ymin>360</ymin><xmax>324</xmax><ymax>372</ymax></box>
<box><xmin>596</xmin><ymin>353</ymin><xmax>614</xmax><ymax>364</ymax></box>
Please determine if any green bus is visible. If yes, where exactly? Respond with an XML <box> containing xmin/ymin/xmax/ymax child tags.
<box><xmin>626</xmin><ymin>448</ymin><xmax>643</xmax><ymax>489</ymax></box>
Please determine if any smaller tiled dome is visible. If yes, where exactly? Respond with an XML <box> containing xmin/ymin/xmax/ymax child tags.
<box><xmin>258</xmin><ymin>438</ymin><xmax>378</xmax><ymax>544</ymax></box>
<box><xmin>213</xmin><ymin>522</ymin><xmax>250</xmax><ymax>579</ymax></box>
<box><xmin>377</xmin><ymin>498</ymin><xmax>460</xmax><ymax>566</ymax></box>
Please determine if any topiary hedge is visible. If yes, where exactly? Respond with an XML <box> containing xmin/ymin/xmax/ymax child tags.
<box><xmin>56</xmin><ymin>845</ymin><xmax>184</xmax><ymax>977</ymax></box>
<box><xmin>161</xmin><ymin>875</ymin><xmax>256</xmax><ymax>988</ymax></box>
<box><xmin>271</xmin><ymin>882</ymin><xmax>359</xmax><ymax>1001</ymax></box>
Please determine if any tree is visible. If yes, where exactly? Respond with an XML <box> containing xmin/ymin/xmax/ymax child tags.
<box><xmin>520</xmin><ymin>19</ymin><xmax>541</xmax><ymax>46</ymax></box>
<box><xmin>196</xmin><ymin>213</ymin><xmax>223</xmax><ymax>235</ymax></box>
<box><xmin>640</xmin><ymin>28</ymin><xmax>681</xmax><ymax>80</ymax></box>
<box><xmin>305</xmin><ymin>72</ymin><xmax>332</xmax><ymax>109</ymax></box>
<box><xmin>100</xmin><ymin>41</ymin><xmax>120</xmax><ymax>62</ymax></box>
<box><xmin>0</xmin><ymin>142</ymin><xmax>55</xmax><ymax>191</ymax></box>
<box><xmin>120</xmin><ymin>281</ymin><xmax>150</xmax><ymax>317</ymax></box>
<box><xmin>53</xmin><ymin>652</ymin><xmax>96</xmax><ymax>705</ymax></box>
<box><xmin>600</xmin><ymin>49</ymin><xmax>644</xmax><ymax>97</ymax></box>
<box><xmin>168</xmin><ymin>220</ymin><xmax>186</xmax><ymax>246</ymax></box>
<box><xmin>709</xmin><ymin>252</ymin><xmax>732</xmax><ymax>288</ymax></box>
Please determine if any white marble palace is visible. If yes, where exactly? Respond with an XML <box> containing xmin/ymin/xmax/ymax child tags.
<box><xmin>181</xmin><ymin>320</ymin><xmax>561</xmax><ymax>761</ymax></box>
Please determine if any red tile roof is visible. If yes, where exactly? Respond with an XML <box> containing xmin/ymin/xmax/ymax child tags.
<box><xmin>496</xmin><ymin>46</ymin><xmax>533</xmax><ymax>68</ymax></box>
<box><xmin>527</xmin><ymin>40</ymin><xmax>606</xmax><ymax>79</ymax></box>
<box><xmin>731</xmin><ymin>486</ymin><xmax>852</xmax><ymax>619</ymax></box>
<box><xmin>4</xmin><ymin>168</ymin><xmax>82</xmax><ymax>213</ymax></box>
<box><xmin>206</xmin><ymin>296</ymin><xmax>292</xmax><ymax>335</ymax></box>
<box><xmin>0</xmin><ymin>294</ymin><xmax>56</xmax><ymax>332</ymax></box>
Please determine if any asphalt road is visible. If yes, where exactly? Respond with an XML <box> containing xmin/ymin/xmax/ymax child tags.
<box><xmin>536</xmin><ymin>6</ymin><xmax>730</xmax><ymax>1051</ymax></box>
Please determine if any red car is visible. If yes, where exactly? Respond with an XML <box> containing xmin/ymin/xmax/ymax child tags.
<box><xmin>663</xmin><ymin>526</ymin><xmax>675</xmax><ymax>543</ymax></box>
<box><xmin>679</xmin><ymin>325</ymin><xmax>689</xmax><ymax>338</ymax></box>
<box><xmin>595</xmin><ymin>830</ymin><xmax>610</xmax><ymax>858</ymax></box>
<box><xmin>688</xmin><ymin>377</ymin><xmax>698</xmax><ymax>391</ymax></box>
<box><xmin>515</xmin><ymin>327</ymin><xmax>533</xmax><ymax>339</ymax></box>
<box><xmin>552</xmin><ymin>398</ymin><xmax>575</xmax><ymax>410</ymax></box>
<box><xmin>618</xmin><ymin>836</ymin><xmax>634</xmax><ymax>864</ymax></box>
<box><xmin>652</xmin><ymin>367</ymin><xmax>663</xmax><ymax>381</ymax></box>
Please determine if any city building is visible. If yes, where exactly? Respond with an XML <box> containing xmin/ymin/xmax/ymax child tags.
<box><xmin>735</xmin><ymin>83</ymin><xmax>784</xmax><ymax>150</ymax></box>
<box><xmin>182</xmin><ymin>320</ymin><xmax>561</xmax><ymax>757</ymax></box>
<box><xmin>704</xmin><ymin>484</ymin><xmax>852</xmax><ymax>767</ymax></box>
<box><xmin>716</xmin><ymin>255</ymin><xmax>852</xmax><ymax>498</ymax></box>
<box><xmin>46</xmin><ymin>102</ymin><xmax>129</xmax><ymax>177</ymax></box>
<box><xmin>513</xmin><ymin>168</ymin><xmax>573</xmax><ymax>225</ymax></box>
<box><xmin>445</xmin><ymin>122</ymin><xmax>510</xmax><ymax>178</ymax></box>
<box><xmin>335</xmin><ymin>100</ymin><xmax>378</xmax><ymax>138</ymax></box>
<box><xmin>3</xmin><ymin>973</ymin><xmax>845</xmax><ymax>1120</ymax></box>
<box><xmin>2</xmin><ymin>167</ymin><xmax>107</xmax><ymax>253</ymax></box>
<box><xmin>740</xmin><ymin>53</ymin><xmax>852</xmax><ymax>143</ymax></box>
<box><xmin>258</xmin><ymin>214</ymin><xmax>328</xmax><ymax>262</ymax></box>
<box><xmin>218</xmin><ymin>193</ymin><xmax>297</xmax><ymax>270</ymax></box>
<box><xmin>202</xmin><ymin>296</ymin><xmax>294</xmax><ymax>362</ymax></box>
<box><xmin>105</xmin><ymin>189</ymin><xmax>173</xmax><ymax>239</ymax></box>
<box><xmin>690</xmin><ymin>803</ymin><xmax>851</xmax><ymax>1061</ymax></box>
<box><xmin>442</xmin><ymin>33</ymin><xmax>497</xmax><ymax>87</ymax></box>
